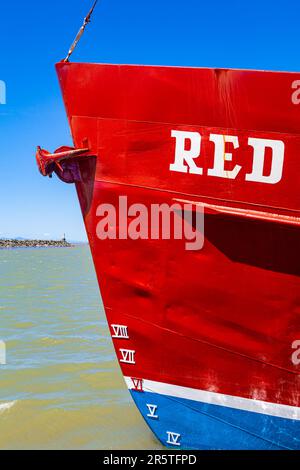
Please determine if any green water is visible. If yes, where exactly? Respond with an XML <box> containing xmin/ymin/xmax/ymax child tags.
<box><xmin>0</xmin><ymin>245</ymin><xmax>162</xmax><ymax>449</ymax></box>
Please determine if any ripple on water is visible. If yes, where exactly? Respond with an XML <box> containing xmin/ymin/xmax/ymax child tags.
<box><xmin>0</xmin><ymin>246</ymin><xmax>163</xmax><ymax>449</ymax></box>
<box><xmin>0</xmin><ymin>401</ymin><xmax>17</xmax><ymax>414</ymax></box>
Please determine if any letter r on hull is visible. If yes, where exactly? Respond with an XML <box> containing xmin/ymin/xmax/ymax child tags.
<box><xmin>170</xmin><ymin>130</ymin><xmax>203</xmax><ymax>175</ymax></box>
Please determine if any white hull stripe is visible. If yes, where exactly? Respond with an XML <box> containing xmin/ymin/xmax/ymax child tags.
<box><xmin>124</xmin><ymin>376</ymin><xmax>300</xmax><ymax>421</ymax></box>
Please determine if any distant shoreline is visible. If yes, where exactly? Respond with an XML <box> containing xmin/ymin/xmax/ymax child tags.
<box><xmin>0</xmin><ymin>239</ymin><xmax>74</xmax><ymax>249</ymax></box>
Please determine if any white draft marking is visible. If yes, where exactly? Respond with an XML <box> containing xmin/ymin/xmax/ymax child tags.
<box><xmin>132</xmin><ymin>378</ymin><xmax>143</xmax><ymax>392</ymax></box>
<box><xmin>119</xmin><ymin>349</ymin><xmax>136</xmax><ymax>364</ymax></box>
<box><xmin>146</xmin><ymin>404</ymin><xmax>158</xmax><ymax>419</ymax></box>
<box><xmin>111</xmin><ymin>324</ymin><xmax>129</xmax><ymax>339</ymax></box>
<box><xmin>166</xmin><ymin>431</ymin><xmax>181</xmax><ymax>446</ymax></box>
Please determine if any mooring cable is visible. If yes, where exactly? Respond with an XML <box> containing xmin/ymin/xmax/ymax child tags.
<box><xmin>64</xmin><ymin>0</ymin><xmax>99</xmax><ymax>62</ymax></box>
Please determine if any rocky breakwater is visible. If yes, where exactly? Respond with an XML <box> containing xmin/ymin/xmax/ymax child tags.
<box><xmin>0</xmin><ymin>239</ymin><xmax>73</xmax><ymax>248</ymax></box>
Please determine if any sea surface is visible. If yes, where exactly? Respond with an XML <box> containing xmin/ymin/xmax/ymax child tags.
<box><xmin>0</xmin><ymin>245</ymin><xmax>162</xmax><ymax>449</ymax></box>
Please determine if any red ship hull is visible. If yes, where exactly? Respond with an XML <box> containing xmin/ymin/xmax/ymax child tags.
<box><xmin>38</xmin><ymin>62</ymin><xmax>300</xmax><ymax>449</ymax></box>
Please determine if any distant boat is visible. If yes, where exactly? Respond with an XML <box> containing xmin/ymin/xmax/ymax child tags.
<box><xmin>37</xmin><ymin>62</ymin><xmax>300</xmax><ymax>449</ymax></box>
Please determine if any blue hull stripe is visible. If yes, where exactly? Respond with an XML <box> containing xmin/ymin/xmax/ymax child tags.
<box><xmin>129</xmin><ymin>389</ymin><xmax>300</xmax><ymax>449</ymax></box>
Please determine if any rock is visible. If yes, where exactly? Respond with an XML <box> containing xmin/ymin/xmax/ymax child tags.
<box><xmin>0</xmin><ymin>239</ymin><xmax>73</xmax><ymax>249</ymax></box>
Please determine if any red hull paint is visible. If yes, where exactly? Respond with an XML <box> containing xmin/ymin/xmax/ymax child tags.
<box><xmin>79</xmin><ymin>181</ymin><xmax>300</xmax><ymax>405</ymax></box>
<box><xmin>40</xmin><ymin>62</ymin><xmax>300</xmax><ymax>447</ymax></box>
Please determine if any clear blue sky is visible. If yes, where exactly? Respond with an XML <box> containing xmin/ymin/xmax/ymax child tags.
<box><xmin>0</xmin><ymin>0</ymin><xmax>299</xmax><ymax>241</ymax></box>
